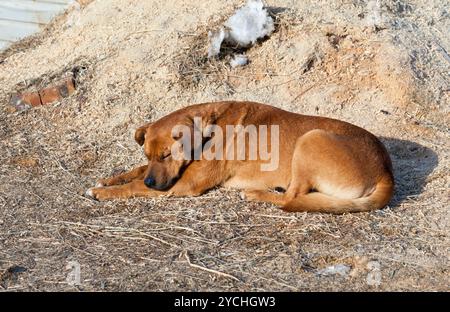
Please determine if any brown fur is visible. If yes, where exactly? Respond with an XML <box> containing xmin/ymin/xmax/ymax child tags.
<box><xmin>87</xmin><ymin>101</ymin><xmax>394</xmax><ymax>214</ymax></box>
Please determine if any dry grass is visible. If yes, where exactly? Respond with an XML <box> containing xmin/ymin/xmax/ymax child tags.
<box><xmin>0</xmin><ymin>0</ymin><xmax>448</xmax><ymax>291</ymax></box>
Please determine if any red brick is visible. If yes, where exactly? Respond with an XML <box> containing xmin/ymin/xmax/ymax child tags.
<box><xmin>21</xmin><ymin>92</ymin><xmax>42</xmax><ymax>107</ymax></box>
<box><xmin>58</xmin><ymin>78</ymin><xmax>76</xmax><ymax>98</ymax></box>
<box><xmin>39</xmin><ymin>87</ymin><xmax>62</xmax><ymax>105</ymax></box>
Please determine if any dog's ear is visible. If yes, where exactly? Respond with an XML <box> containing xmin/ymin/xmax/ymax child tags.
<box><xmin>134</xmin><ymin>123</ymin><xmax>152</xmax><ymax>146</ymax></box>
<box><xmin>196</xmin><ymin>104</ymin><xmax>228</xmax><ymax>131</ymax></box>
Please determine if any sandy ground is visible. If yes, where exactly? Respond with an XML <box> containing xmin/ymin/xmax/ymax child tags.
<box><xmin>0</xmin><ymin>0</ymin><xmax>448</xmax><ymax>291</ymax></box>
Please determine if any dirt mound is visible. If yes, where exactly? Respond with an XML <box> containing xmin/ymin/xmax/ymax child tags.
<box><xmin>0</xmin><ymin>0</ymin><xmax>448</xmax><ymax>291</ymax></box>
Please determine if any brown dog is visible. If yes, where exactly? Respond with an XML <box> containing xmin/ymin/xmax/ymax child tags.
<box><xmin>86</xmin><ymin>101</ymin><xmax>394</xmax><ymax>213</ymax></box>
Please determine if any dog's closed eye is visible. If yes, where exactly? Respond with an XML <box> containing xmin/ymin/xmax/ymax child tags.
<box><xmin>160</xmin><ymin>149</ymin><xmax>171</xmax><ymax>161</ymax></box>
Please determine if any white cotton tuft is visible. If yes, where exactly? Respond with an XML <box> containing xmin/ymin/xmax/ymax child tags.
<box><xmin>230</xmin><ymin>54</ymin><xmax>248</xmax><ymax>68</ymax></box>
<box><xmin>208</xmin><ymin>28</ymin><xmax>227</xmax><ymax>58</ymax></box>
<box><xmin>224</xmin><ymin>0</ymin><xmax>274</xmax><ymax>47</ymax></box>
<box><xmin>207</xmin><ymin>0</ymin><xmax>274</xmax><ymax>59</ymax></box>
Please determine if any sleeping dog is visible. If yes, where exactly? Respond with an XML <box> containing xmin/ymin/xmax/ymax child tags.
<box><xmin>86</xmin><ymin>101</ymin><xmax>394</xmax><ymax>213</ymax></box>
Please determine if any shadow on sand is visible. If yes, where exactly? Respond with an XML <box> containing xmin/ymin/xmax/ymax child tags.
<box><xmin>380</xmin><ymin>137</ymin><xmax>438</xmax><ymax>207</ymax></box>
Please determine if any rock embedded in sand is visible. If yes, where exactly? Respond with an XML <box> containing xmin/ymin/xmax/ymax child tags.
<box><xmin>230</xmin><ymin>54</ymin><xmax>249</xmax><ymax>68</ymax></box>
<box><xmin>317</xmin><ymin>264</ymin><xmax>351</xmax><ymax>277</ymax></box>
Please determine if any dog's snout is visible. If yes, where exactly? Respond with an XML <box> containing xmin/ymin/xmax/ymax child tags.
<box><xmin>144</xmin><ymin>176</ymin><xmax>156</xmax><ymax>188</ymax></box>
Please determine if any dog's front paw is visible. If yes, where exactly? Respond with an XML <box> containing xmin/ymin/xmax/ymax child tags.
<box><xmin>85</xmin><ymin>187</ymin><xmax>100</xmax><ymax>200</ymax></box>
<box><xmin>85</xmin><ymin>187</ymin><xmax>112</xmax><ymax>201</ymax></box>
<box><xmin>85</xmin><ymin>185</ymin><xmax>129</xmax><ymax>201</ymax></box>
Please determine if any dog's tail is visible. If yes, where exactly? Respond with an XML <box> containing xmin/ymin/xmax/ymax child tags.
<box><xmin>281</xmin><ymin>175</ymin><xmax>394</xmax><ymax>214</ymax></box>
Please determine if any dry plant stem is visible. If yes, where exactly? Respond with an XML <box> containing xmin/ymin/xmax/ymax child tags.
<box><xmin>183</xmin><ymin>251</ymin><xmax>240</xmax><ymax>282</ymax></box>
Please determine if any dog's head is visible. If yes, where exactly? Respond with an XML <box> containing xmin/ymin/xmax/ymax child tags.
<box><xmin>135</xmin><ymin>105</ymin><xmax>225</xmax><ymax>190</ymax></box>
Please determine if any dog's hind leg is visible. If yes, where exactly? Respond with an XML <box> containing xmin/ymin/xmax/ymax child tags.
<box><xmin>243</xmin><ymin>182</ymin><xmax>311</xmax><ymax>207</ymax></box>
<box><xmin>277</xmin><ymin>130</ymin><xmax>390</xmax><ymax>213</ymax></box>
<box><xmin>242</xmin><ymin>134</ymin><xmax>316</xmax><ymax>209</ymax></box>
<box><xmin>243</xmin><ymin>190</ymin><xmax>286</xmax><ymax>206</ymax></box>
<box><xmin>96</xmin><ymin>165</ymin><xmax>147</xmax><ymax>187</ymax></box>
